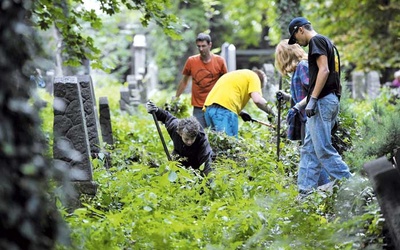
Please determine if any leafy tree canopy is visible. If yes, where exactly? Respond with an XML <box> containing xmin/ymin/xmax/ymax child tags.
<box><xmin>302</xmin><ymin>0</ymin><xmax>400</xmax><ymax>72</ymax></box>
<box><xmin>30</xmin><ymin>0</ymin><xmax>400</xmax><ymax>83</ymax></box>
<box><xmin>32</xmin><ymin>0</ymin><xmax>180</xmax><ymax>69</ymax></box>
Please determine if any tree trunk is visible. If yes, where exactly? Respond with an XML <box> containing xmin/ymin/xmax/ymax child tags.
<box><xmin>0</xmin><ymin>1</ymin><xmax>66</xmax><ymax>249</ymax></box>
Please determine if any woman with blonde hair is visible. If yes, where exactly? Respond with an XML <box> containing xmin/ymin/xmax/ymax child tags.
<box><xmin>275</xmin><ymin>39</ymin><xmax>309</xmax><ymax>142</ymax></box>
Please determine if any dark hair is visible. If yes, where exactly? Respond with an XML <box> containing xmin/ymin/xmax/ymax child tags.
<box><xmin>196</xmin><ymin>33</ymin><xmax>211</xmax><ymax>44</ymax></box>
<box><xmin>177</xmin><ymin>116</ymin><xmax>200</xmax><ymax>138</ymax></box>
<box><xmin>303</xmin><ymin>24</ymin><xmax>313</xmax><ymax>31</ymax></box>
<box><xmin>253</xmin><ymin>69</ymin><xmax>267</xmax><ymax>88</ymax></box>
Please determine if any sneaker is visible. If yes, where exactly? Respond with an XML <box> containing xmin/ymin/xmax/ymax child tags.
<box><xmin>296</xmin><ymin>189</ymin><xmax>313</xmax><ymax>201</ymax></box>
<box><xmin>317</xmin><ymin>180</ymin><xmax>337</xmax><ymax>194</ymax></box>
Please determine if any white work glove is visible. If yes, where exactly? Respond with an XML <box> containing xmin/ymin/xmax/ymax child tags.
<box><xmin>305</xmin><ymin>97</ymin><xmax>318</xmax><ymax>117</ymax></box>
<box><xmin>146</xmin><ymin>101</ymin><xmax>158</xmax><ymax>114</ymax></box>
<box><xmin>276</xmin><ymin>90</ymin><xmax>291</xmax><ymax>102</ymax></box>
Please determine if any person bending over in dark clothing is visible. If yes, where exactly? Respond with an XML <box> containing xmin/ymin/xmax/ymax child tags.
<box><xmin>146</xmin><ymin>101</ymin><xmax>214</xmax><ymax>177</ymax></box>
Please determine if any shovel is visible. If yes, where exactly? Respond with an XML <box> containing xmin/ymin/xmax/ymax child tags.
<box><xmin>151</xmin><ymin>111</ymin><xmax>172</xmax><ymax>161</ymax></box>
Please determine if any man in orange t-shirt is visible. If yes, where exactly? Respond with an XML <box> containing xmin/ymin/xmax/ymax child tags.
<box><xmin>174</xmin><ymin>33</ymin><xmax>227</xmax><ymax>128</ymax></box>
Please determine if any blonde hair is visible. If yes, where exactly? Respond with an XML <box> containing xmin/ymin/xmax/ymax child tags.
<box><xmin>275</xmin><ymin>39</ymin><xmax>308</xmax><ymax>75</ymax></box>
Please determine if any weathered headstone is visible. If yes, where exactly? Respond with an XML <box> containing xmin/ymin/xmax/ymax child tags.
<box><xmin>119</xmin><ymin>87</ymin><xmax>132</xmax><ymax>113</ymax></box>
<box><xmin>366</xmin><ymin>71</ymin><xmax>381</xmax><ymax>99</ymax></box>
<box><xmin>120</xmin><ymin>74</ymin><xmax>148</xmax><ymax>113</ymax></box>
<box><xmin>127</xmin><ymin>74</ymin><xmax>143</xmax><ymax>106</ymax></box>
<box><xmin>220</xmin><ymin>42</ymin><xmax>229</xmax><ymax>63</ymax></box>
<box><xmin>99</xmin><ymin>96</ymin><xmax>113</xmax><ymax>169</ymax></box>
<box><xmin>99</xmin><ymin>96</ymin><xmax>114</xmax><ymax>146</ymax></box>
<box><xmin>53</xmin><ymin>76</ymin><xmax>97</xmax><ymax>208</ymax></box>
<box><xmin>363</xmin><ymin>150</ymin><xmax>400</xmax><ymax>250</ymax></box>
<box><xmin>263</xmin><ymin>63</ymin><xmax>279</xmax><ymax>102</ymax></box>
<box><xmin>132</xmin><ymin>34</ymin><xmax>147</xmax><ymax>78</ymax></box>
<box><xmin>227</xmin><ymin>44</ymin><xmax>236</xmax><ymax>72</ymax></box>
<box><xmin>146</xmin><ymin>60</ymin><xmax>159</xmax><ymax>98</ymax></box>
<box><xmin>352</xmin><ymin>71</ymin><xmax>366</xmax><ymax>99</ymax></box>
<box><xmin>77</xmin><ymin>75</ymin><xmax>101</xmax><ymax>159</ymax></box>
<box><xmin>44</xmin><ymin>69</ymin><xmax>55</xmax><ymax>94</ymax></box>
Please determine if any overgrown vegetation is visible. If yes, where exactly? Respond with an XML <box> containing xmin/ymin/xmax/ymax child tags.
<box><xmin>35</xmin><ymin>80</ymin><xmax>400</xmax><ymax>249</ymax></box>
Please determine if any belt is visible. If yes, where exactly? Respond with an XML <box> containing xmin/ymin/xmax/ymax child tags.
<box><xmin>208</xmin><ymin>103</ymin><xmax>226</xmax><ymax>109</ymax></box>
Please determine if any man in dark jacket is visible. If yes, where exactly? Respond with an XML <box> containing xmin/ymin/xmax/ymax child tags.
<box><xmin>146</xmin><ymin>101</ymin><xmax>213</xmax><ymax>176</ymax></box>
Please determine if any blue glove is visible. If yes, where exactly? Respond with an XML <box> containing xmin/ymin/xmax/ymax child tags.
<box><xmin>305</xmin><ymin>97</ymin><xmax>318</xmax><ymax>117</ymax></box>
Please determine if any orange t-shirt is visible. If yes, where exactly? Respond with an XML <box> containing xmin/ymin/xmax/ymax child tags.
<box><xmin>182</xmin><ymin>54</ymin><xmax>227</xmax><ymax>107</ymax></box>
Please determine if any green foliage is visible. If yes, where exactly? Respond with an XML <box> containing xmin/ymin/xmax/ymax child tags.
<box><xmin>302</xmin><ymin>0</ymin><xmax>400</xmax><ymax>71</ymax></box>
<box><xmin>344</xmin><ymin>88</ymin><xmax>400</xmax><ymax>169</ymax></box>
<box><xmin>32</xmin><ymin>0</ymin><xmax>179</xmax><ymax>70</ymax></box>
<box><xmin>39</xmin><ymin>84</ymin><xmax>396</xmax><ymax>249</ymax></box>
<box><xmin>148</xmin><ymin>0</ymin><xmax>211</xmax><ymax>85</ymax></box>
<box><xmin>37</xmin><ymin>89</ymin><xmax>55</xmax><ymax>157</ymax></box>
<box><xmin>217</xmin><ymin>0</ymin><xmax>269</xmax><ymax>47</ymax></box>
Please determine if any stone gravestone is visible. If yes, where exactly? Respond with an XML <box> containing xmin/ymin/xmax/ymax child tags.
<box><xmin>146</xmin><ymin>60</ymin><xmax>158</xmax><ymax>98</ymax></box>
<box><xmin>119</xmin><ymin>74</ymin><xmax>146</xmax><ymax>113</ymax></box>
<box><xmin>227</xmin><ymin>44</ymin><xmax>237</xmax><ymax>72</ymax></box>
<box><xmin>77</xmin><ymin>75</ymin><xmax>101</xmax><ymax>159</ymax></box>
<box><xmin>220</xmin><ymin>42</ymin><xmax>229</xmax><ymax>65</ymax></box>
<box><xmin>119</xmin><ymin>86</ymin><xmax>132</xmax><ymax>113</ymax></box>
<box><xmin>132</xmin><ymin>34</ymin><xmax>147</xmax><ymax>77</ymax></box>
<box><xmin>44</xmin><ymin>69</ymin><xmax>55</xmax><ymax>95</ymax></box>
<box><xmin>127</xmin><ymin>74</ymin><xmax>144</xmax><ymax>105</ymax></box>
<box><xmin>99</xmin><ymin>96</ymin><xmax>114</xmax><ymax>146</ymax></box>
<box><xmin>352</xmin><ymin>71</ymin><xmax>366</xmax><ymax>99</ymax></box>
<box><xmin>363</xmin><ymin>149</ymin><xmax>400</xmax><ymax>250</ymax></box>
<box><xmin>366</xmin><ymin>71</ymin><xmax>381</xmax><ymax>99</ymax></box>
<box><xmin>99</xmin><ymin>96</ymin><xmax>113</xmax><ymax>169</ymax></box>
<box><xmin>263</xmin><ymin>63</ymin><xmax>279</xmax><ymax>103</ymax></box>
<box><xmin>53</xmin><ymin>76</ymin><xmax>97</xmax><ymax>208</ymax></box>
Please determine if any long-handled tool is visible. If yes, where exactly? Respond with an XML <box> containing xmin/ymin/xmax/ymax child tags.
<box><xmin>240</xmin><ymin>111</ymin><xmax>275</xmax><ymax>129</ymax></box>
<box><xmin>250</xmin><ymin>118</ymin><xmax>275</xmax><ymax>129</ymax></box>
<box><xmin>276</xmin><ymin>74</ymin><xmax>283</xmax><ymax>162</ymax></box>
<box><xmin>151</xmin><ymin>111</ymin><xmax>172</xmax><ymax>161</ymax></box>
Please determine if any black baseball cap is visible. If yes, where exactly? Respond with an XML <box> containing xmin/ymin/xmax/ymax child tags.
<box><xmin>288</xmin><ymin>17</ymin><xmax>311</xmax><ymax>45</ymax></box>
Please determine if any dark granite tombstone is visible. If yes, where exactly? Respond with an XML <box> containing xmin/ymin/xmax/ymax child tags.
<box><xmin>53</xmin><ymin>76</ymin><xmax>97</xmax><ymax>208</ymax></box>
<box><xmin>99</xmin><ymin>96</ymin><xmax>114</xmax><ymax>146</ymax></box>
<box><xmin>77</xmin><ymin>75</ymin><xmax>101</xmax><ymax>159</ymax></box>
<box><xmin>363</xmin><ymin>150</ymin><xmax>400</xmax><ymax>250</ymax></box>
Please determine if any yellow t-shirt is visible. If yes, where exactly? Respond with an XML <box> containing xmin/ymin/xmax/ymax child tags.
<box><xmin>204</xmin><ymin>69</ymin><xmax>262</xmax><ymax>115</ymax></box>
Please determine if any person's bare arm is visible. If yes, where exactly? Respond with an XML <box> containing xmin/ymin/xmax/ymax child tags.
<box><xmin>311</xmin><ymin>55</ymin><xmax>330</xmax><ymax>98</ymax></box>
<box><xmin>251</xmin><ymin>92</ymin><xmax>276</xmax><ymax>116</ymax></box>
<box><xmin>175</xmin><ymin>75</ymin><xmax>190</xmax><ymax>98</ymax></box>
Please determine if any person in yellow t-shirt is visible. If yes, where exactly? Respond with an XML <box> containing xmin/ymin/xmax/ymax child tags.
<box><xmin>203</xmin><ymin>69</ymin><xmax>276</xmax><ymax>137</ymax></box>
